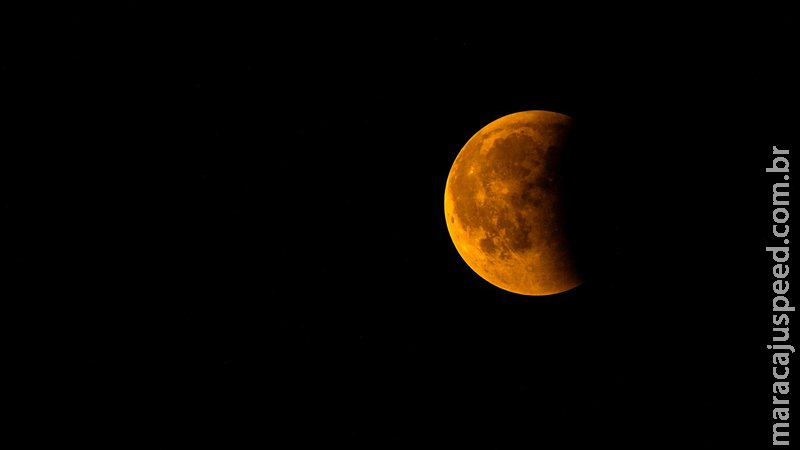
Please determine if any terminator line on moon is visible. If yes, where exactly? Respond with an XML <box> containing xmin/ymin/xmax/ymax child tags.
<box><xmin>444</xmin><ymin>110</ymin><xmax>581</xmax><ymax>296</ymax></box>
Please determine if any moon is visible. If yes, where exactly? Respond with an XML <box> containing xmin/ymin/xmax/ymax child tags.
<box><xmin>444</xmin><ymin>110</ymin><xmax>581</xmax><ymax>296</ymax></box>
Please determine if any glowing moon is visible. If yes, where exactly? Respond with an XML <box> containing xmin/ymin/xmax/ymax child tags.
<box><xmin>444</xmin><ymin>110</ymin><xmax>581</xmax><ymax>296</ymax></box>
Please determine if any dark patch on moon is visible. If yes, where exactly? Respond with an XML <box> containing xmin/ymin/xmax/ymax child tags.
<box><xmin>518</xmin><ymin>182</ymin><xmax>545</xmax><ymax>209</ymax></box>
<box><xmin>479</xmin><ymin>237</ymin><xmax>497</xmax><ymax>254</ymax></box>
<box><xmin>507</xmin><ymin>211</ymin><xmax>534</xmax><ymax>252</ymax></box>
<box><xmin>489</xmin><ymin>132</ymin><xmax>542</xmax><ymax>180</ymax></box>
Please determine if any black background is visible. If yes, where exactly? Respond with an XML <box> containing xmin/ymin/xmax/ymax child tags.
<box><xmin>5</xmin><ymin>5</ymin><xmax>796</xmax><ymax>448</ymax></box>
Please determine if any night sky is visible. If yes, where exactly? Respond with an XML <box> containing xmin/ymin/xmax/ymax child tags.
<box><xmin>7</xmin><ymin>6</ymin><xmax>796</xmax><ymax>447</ymax></box>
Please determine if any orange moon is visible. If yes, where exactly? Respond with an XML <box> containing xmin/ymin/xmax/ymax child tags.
<box><xmin>444</xmin><ymin>110</ymin><xmax>581</xmax><ymax>296</ymax></box>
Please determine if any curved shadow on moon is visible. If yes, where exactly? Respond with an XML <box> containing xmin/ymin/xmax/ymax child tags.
<box><xmin>559</xmin><ymin>114</ymin><xmax>621</xmax><ymax>293</ymax></box>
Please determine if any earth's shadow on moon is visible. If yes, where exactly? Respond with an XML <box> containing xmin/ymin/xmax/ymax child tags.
<box><xmin>559</xmin><ymin>115</ymin><xmax>621</xmax><ymax>293</ymax></box>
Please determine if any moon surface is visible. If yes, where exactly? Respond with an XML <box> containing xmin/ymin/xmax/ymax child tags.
<box><xmin>444</xmin><ymin>110</ymin><xmax>581</xmax><ymax>296</ymax></box>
